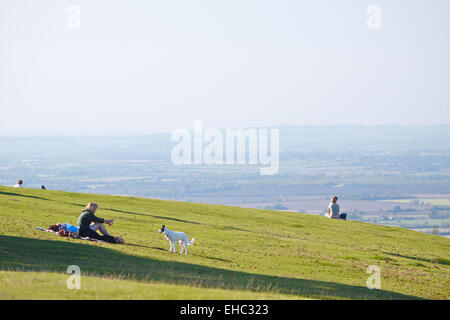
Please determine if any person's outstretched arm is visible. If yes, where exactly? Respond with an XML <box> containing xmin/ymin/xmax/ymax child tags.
<box><xmin>90</xmin><ymin>211</ymin><xmax>105</xmax><ymax>224</ymax></box>
<box><xmin>92</xmin><ymin>212</ymin><xmax>113</xmax><ymax>226</ymax></box>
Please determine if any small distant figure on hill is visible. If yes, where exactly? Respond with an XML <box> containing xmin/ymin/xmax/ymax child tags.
<box><xmin>326</xmin><ymin>196</ymin><xmax>347</xmax><ymax>220</ymax></box>
<box><xmin>41</xmin><ymin>185</ymin><xmax>46</xmax><ymax>190</ymax></box>
<box><xmin>14</xmin><ymin>180</ymin><xmax>23</xmax><ymax>188</ymax></box>
<box><xmin>432</xmin><ymin>225</ymin><xmax>440</xmax><ymax>235</ymax></box>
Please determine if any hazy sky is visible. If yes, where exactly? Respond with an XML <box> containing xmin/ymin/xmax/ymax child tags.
<box><xmin>1</xmin><ymin>0</ymin><xmax>449</xmax><ymax>135</ymax></box>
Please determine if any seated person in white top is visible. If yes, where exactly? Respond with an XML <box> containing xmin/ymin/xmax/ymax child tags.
<box><xmin>14</xmin><ymin>180</ymin><xmax>23</xmax><ymax>188</ymax></box>
<box><xmin>326</xmin><ymin>196</ymin><xmax>347</xmax><ymax>220</ymax></box>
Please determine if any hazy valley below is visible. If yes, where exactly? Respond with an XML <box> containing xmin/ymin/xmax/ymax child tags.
<box><xmin>1</xmin><ymin>125</ymin><xmax>449</xmax><ymax>237</ymax></box>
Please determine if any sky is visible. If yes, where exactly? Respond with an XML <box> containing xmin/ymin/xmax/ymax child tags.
<box><xmin>0</xmin><ymin>0</ymin><xmax>449</xmax><ymax>135</ymax></box>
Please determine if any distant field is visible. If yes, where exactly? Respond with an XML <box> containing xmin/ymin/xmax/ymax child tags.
<box><xmin>381</xmin><ymin>198</ymin><xmax>450</xmax><ymax>206</ymax></box>
<box><xmin>1</xmin><ymin>186</ymin><xmax>449</xmax><ymax>300</ymax></box>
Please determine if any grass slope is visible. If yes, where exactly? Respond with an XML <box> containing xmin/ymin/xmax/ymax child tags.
<box><xmin>0</xmin><ymin>186</ymin><xmax>449</xmax><ymax>300</ymax></box>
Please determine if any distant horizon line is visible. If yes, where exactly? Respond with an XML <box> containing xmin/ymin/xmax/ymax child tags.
<box><xmin>0</xmin><ymin>123</ymin><xmax>448</xmax><ymax>138</ymax></box>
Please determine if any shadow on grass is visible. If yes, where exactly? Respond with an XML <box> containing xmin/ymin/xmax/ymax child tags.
<box><xmin>0</xmin><ymin>191</ymin><xmax>51</xmax><ymax>201</ymax></box>
<box><xmin>383</xmin><ymin>252</ymin><xmax>450</xmax><ymax>266</ymax></box>
<box><xmin>105</xmin><ymin>207</ymin><xmax>304</xmax><ymax>240</ymax></box>
<box><xmin>202</xmin><ymin>256</ymin><xmax>233</xmax><ymax>263</ymax></box>
<box><xmin>0</xmin><ymin>235</ymin><xmax>421</xmax><ymax>300</ymax></box>
<box><xmin>105</xmin><ymin>207</ymin><xmax>203</xmax><ymax>226</ymax></box>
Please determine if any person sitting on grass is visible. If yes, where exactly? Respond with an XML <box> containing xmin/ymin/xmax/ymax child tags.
<box><xmin>326</xmin><ymin>196</ymin><xmax>347</xmax><ymax>220</ymax></box>
<box><xmin>77</xmin><ymin>202</ymin><xmax>124</xmax><ymax>244</ymax></box>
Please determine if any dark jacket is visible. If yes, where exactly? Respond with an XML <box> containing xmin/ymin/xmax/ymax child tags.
<box><xmin>77</xmin><ymin>209</ymin><xmax>104</xmax><ymax>227</ymax></box>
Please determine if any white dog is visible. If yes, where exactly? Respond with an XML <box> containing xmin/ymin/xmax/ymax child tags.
<box><xmin>158</xmin><ymin>225</ymin><xmax>195</xmax><ymax>254</ymax></box>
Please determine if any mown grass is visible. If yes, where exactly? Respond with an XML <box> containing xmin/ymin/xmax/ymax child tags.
<box><xmin>0</xmin><ymin>271</ymin><xmax>302</xmax><ymax>300</ymax></box>
<box><xmin>0</xmin><ymin>186</ymin><xmax>449</xmax><ymax>299</ymax></box>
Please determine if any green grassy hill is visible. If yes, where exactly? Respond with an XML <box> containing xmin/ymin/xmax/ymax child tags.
<box><xmin>0</xmin><ymin>186</ymin><xmax>449</xmax><ymax>299</ymax></box>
